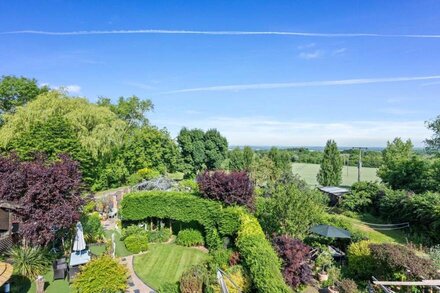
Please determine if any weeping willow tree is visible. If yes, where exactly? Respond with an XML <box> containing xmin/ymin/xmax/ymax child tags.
<box><xmin>0</xmin><ymin>90</ymin><xmax>127</xmax><ymax>186</ymax></box>
<box><xmin>0</xmin><ymin>90</ymin><xmax>127</xmax><ymax>158</ymax></box>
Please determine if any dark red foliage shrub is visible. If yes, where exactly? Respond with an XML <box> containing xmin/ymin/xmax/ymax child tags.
<box><xmin>369</xmin><ymin>243</ymin><xmax>439</xmax><ymax>279</ymax></box>
<box><xmin>197</xmin><ymin>171</ymin><xmax>255</xmax><ymax>209</ymax></box>
<box><xmin>272</xmin><ymin>235</ymin><xmax>312</xmax><ymax>289</ymax></box>
<box><xmin>229</xmin><ymin>251</ymin><xmax>240</xmax><ymax>266</ymax></box>
<box><xmin>0</xmin><ymin>153</ymin><xmax>83</xmax><ymax>245</ymax></box>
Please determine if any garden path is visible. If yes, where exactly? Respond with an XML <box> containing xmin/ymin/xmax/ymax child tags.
<box><xmin>121</xmin><ymin>255</ymin><xmax>155</xmax><ymax>293</ymax></box>
<box><xmin>102</xmin><ymin>217</ymin><xmax>155</xmax><ymax>292</ymax></box>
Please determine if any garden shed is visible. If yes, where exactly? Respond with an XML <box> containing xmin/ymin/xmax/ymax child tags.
<box><xmin>318</xmin><ymin>186</ymin><xmax>349</xmax><ymax>205</ymax></box>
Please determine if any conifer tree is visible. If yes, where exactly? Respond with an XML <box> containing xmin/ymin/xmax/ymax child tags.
<box><xmin>317</xmin><ymin>140</ymin><xmax>342</xmax><ymax>186</ymax></box>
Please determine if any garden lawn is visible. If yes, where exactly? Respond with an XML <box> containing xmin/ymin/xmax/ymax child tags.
<box><xmin>104</xmin><ymin>229</ymin><xmax>131</xmax><ymax>257</ymax></box>
<box><xmin>292</xmin><ymin>163</ymin><xmax>380</xmax><ymax>186</ymax></box>
<box><xmin>89</xmin><ymin>244</ymin><xmax>106</xmax><ymax>256</ymax></box>
<box><xmin>133</xmin><ymin>243</ymin><xmax>208</xmax><ymax>290</ymax></box>
<box><xmin>9</xmin><ymin>267</ymin><xmax>70</xmax><ymax>293</ymax></box>
<box><xmin>341</xmin><ymin>213</ymin><xmax>407</xmax><ymax>244</ymax></box>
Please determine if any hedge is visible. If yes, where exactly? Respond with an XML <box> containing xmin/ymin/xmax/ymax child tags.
<box><xmin>120</xmin><ymin>191</ymin><xmax>291</xmax><ymax>292</ymax></box>
<box><xmin>236</xmin><ymin>213</ymin><xmax>291</xmax><ymax>293</ymax></box>
<box><xmin>121</xmin><ymin>191</ymin><xmax>223</xmax><ymax>248</ymax></box>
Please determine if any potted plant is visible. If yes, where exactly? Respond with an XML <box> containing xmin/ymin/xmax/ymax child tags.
<box><xmin>315</xmin><ymin>250</ymin><xmax>333</xmax><ymax>282</ymax></box>
<box><xmin>323</xmin><ymin>266</ymin><xmax>341</xmax><ymax>293</ymax></box>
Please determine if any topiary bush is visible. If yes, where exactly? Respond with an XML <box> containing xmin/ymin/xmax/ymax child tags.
<box><xmin>73</xmin><ymin>255</ymin><xmax>128</xmax><ymax>293</ymax></box>
<box><xmin>176</xmin><ymin>229</ymin><xmax>205</xmax><ymax>247</ymax></box>
<box><xmin>124</xmin><ymin>234</ymin><xmax>149</xmax><ymax>253</ymax></box>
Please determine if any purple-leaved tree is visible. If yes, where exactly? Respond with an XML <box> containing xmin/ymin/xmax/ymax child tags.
<box><xmin>197</xmin><ymin>170</ymin><xmax>255</xmax><ymax>210</ymax></box>
<box><xmin>272</xmin><ymin>235</ymin><xmax>313</xmax><ymax>289</ymax></box>
<box><xmin>0</xmin><ymin>154</ymin><xmax>83</xmax><ymax>245</ymax></box>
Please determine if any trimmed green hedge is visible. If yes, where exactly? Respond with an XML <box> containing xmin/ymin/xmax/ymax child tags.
<box><xmin>236</xmin><ymin>213</ymin><xmax>291</xmax><ymax>293</ymax></box>
<box><xmin>121</xmin><ymin>191</ymin><xmax>224</xmax><ymax>248</ymax></box>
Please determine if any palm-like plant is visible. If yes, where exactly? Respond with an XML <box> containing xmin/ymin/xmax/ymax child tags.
<box><xmin>9</xmin><ymin>246</ymin><xmax>50</xmax><ymax>279</ymax></box>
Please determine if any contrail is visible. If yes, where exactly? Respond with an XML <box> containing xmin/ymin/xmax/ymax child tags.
<box><xmin>159</xmin><ymin>75</ymin><xmax>440</xmax><ymax>94</ymax></box>
<box><xmin>1</xmin><ymin>29</ymin><xmax>440</xmax><ymax>38</ymax></box>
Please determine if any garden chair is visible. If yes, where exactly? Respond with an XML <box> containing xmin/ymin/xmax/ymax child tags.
<box><xmin>53</xmin><ymin>261</ymin><xmax>67</xmax><ymax>280</ymax></box>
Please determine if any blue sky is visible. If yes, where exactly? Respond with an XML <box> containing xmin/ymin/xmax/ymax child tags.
<box><xmin>1</xmin><ymin>1</ymin><xmax>440</xmax><ymax>147</ymax></box>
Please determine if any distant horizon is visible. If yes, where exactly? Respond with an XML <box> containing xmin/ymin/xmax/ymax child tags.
<box><xmin>228</xmin><ymin>145</ymin><xmax>426</xmax><ymax>151</ymax></box>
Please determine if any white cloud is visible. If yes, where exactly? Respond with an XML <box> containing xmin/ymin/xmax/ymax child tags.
<box><xmin>42</xmin><ymin>83</ymin><xmax>81</xmax><ymax>94</ymax></box>
<box><xmin>3</xmin><ymin>29</ymin><xmax>440</xmax><ymax>38</ymax></box>
<box><xmin>124</xmin><ymin>81</ymin><xmax>155</xmax><ymax>90</ymax></box>
<box><xmin>378</xmin><ymin>107</ymin><xmax>420</xmax><ymax>115</ymax></box>
<box><xmin>64</xmin><ymin>85</ymin><xmax>81</xmax><ymax>94</ymax></box>
<box><xmin>298</xmin><ymin>50</ymin><xmax>323</xmax><ymax>59</ymax></box>
<box><xmin>297</xmin><ymin>43</ymin><xmax>316</xmax><ymax>49</ymax></box>
<box><xmin>153</xmin><ymin>116</ymin><xmax>430</xmax><ymax>147</ymax></box>
<box><xmin>159</xmin><ymin>75</ymin><xmax>440</xmax><ymax>94</ymax></box>
<box><xmin>332</xmin><ymin>48</ymin><xmax>347</xmax><ymax>55</ymax></box>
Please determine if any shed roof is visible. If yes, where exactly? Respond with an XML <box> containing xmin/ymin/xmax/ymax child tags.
<box><xmin>318</xmin><ymin>186</ymin><xmax>349</xmax><ymax>196</ymax></box>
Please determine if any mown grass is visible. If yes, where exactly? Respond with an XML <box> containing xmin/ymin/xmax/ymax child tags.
<box><xmin>341</xmin><ymin>213</ymin><xmax>408</xmax><ymax>244</ymax></box>
<box><xmin>133</xmin><ymin>243</ymin><xmax>208</xmax><ymax>290</ymax></box>
<box><xmin>292</xmin><ymin>163</ymin><xmax>380</xmax><ymax>186</ymax></box>
<box><xmin>8</xmin><ymin>267</ymin><xmax>71</xmax><ymax>293</ymax></box>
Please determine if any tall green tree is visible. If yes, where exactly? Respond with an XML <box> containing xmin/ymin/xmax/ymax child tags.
<box><xmin>97</xmin><ymin>95</ymin><xmax>153</xmax><ymax>127</ymax></box>
<box><xmin>378</xmin><ymin>138</ymin><xmax>432</xmax><ymax>192</ymax></box>
<box><xmin>242</xmin><ymin>146</ymin><xmax>254</xmax><ymax>171</ymax></box>
<box><xmin>228</xmin><ymin>146</ymin><xmax>254</xmax><ymax>171</ymax></box>
<box><xmin>0</xmin><ymin>75</ymin><xmax>49</xmax><ymax>125</ymax></box>
<box><xmin>177</xmin><ymin>128</ymin><xmax>207</xmax><ymax>177</ymax></box>
<box><xmin>268</xmin><ymin>147</ymin><xmax>292</xmax><ymax>173</ymax></box>
<box><xmin>119</xmin><ymin>126</ymin><xmax>182</xmax><ymax>174</ymax></box>
<box><xmin>204</xmin><ymin>129</ymin><xmax>228</xmax><ymax>170</ymax></box>
<box><xmin>425</xmin><ymin>115</ymin><xmax>440</xmax><ymax>155</ymax></box>
<box><xmin>228</xmin><ymin>147</ymin><xmax>245</xmax><ymax>171</ymax></box>
<box><xmin>317</xmin><ymin>139</ymin><xmax>343</xmax><ymax>186</ymax></box>
<box><xmin>177</xmin><ymin>128</ymin><xmax>228</xmax><ymax>177</ymax></box>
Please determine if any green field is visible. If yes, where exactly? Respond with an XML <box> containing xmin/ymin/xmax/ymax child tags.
<box><xmin>292</xmin><ymin>163</ymin><xmax>380</xmax><ymax>186</ymax></box>
<box><xmin>133</xmin><ymin>243</ymin><xmax>208</xmax><ymax>290</ymax></box>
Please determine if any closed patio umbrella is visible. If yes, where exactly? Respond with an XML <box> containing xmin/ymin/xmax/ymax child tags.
<box><xmin>310</xmin><ymin>224</ymin><xmax>351</xmax><ymax>239</ymax></box>
<box><xmin>72</xmin><ymin>222</ymin><xmax>86</xmax><ymax>252</ymax></box>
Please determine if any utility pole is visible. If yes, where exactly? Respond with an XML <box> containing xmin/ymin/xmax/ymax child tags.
<box><xmin>353</xmin><ymin>147</ymin><xmax>367</xmax><ymax>182</ymax></box>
